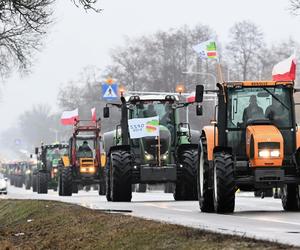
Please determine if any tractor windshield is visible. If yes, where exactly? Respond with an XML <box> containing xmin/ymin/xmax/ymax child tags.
<box><xmin>76</xmin><ymin>138</ymin><xmax>95</xmax><ymax>158</ymax></box>
<box><xmin>227</xmin><ymin>86</ymin><xmax>292</xmax><ymax>128</ymax></box>
<box><xmin>46</xmin><ymin>148</ymin><xmax>61</xmax><ymax>161</ymax></box>
<box><xmin>130</xmin><ymin>101</ymin><xmax>174</xmax><ymax>125</ymax></box>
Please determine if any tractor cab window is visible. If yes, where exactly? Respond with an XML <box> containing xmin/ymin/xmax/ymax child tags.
<box><xmin>130</xmin><ymin>101</ymin><xmax>174</xmax><ymax>125</ymax></box>
<box><xmin>76</xmin><ymin>138</ymin><xmax>94</xmax><ymax>158</ymax></box>
<box><xmin>227</xmin><ymin>87</ymin><xmax>292</xmax><ymax>128</ymax></box>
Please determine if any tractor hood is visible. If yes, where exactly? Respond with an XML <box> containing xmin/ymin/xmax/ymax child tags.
<box><xmin>246</xmin><ymin>124</ymin><xmax>284</xmax><ymax>167</ymax></box>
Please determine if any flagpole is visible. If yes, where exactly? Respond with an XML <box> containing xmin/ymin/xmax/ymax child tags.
<box><xmin>216</xmin><ymin>59</ymin><xmax>224</xmax><ymax>83</ymax></box>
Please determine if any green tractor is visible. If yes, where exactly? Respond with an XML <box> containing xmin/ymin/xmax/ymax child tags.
<box><xmin>34</xmin><ymin>143</ymin><xmax>69</xmax><ymax>194</ymax></box>
<box><xmin>103</xmin><ymin>94</ymin><xmax>201</xmax><ymax>202</ymax></box>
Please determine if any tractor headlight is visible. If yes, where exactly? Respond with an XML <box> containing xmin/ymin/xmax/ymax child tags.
<box><xmin>258</xmin><ymin>149</ymin><xmax>270</xmax><ymax>158</ymax></box>
<box><xmin>162</xmin><ymin>152</ymin><xmax>168</xmax><ymax>160</ymax></box>
<box><xmin>53</xmin><ymin>168</ymin><xmax>58</xmax><ymax>174</ymax></box>
<box><xmin>145</xmin><ymin>152</ymin><xmax>154</xmax><ymax>161</ymax></box>
<box><xmin>25</xmin><ymin>170</ymin><xmax>31</xmax><ymax>174</ymax></box>
<box><xmin>258</xmin><ymin>142</ymin><xmax>280</xmax><ymax>158</ymax></box>
<box><xmin>258</xmin><ymin>149</ymin><xmax>280</xmax><ymax>158</ymax></box>
<box><xmin>270</xmin><ymin>150</ymin><xmax>280</xmax><ymax>157</ymax></box>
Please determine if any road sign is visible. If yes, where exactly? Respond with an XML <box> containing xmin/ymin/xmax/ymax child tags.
<box><xmin>102</xmin><ymin>83</ymin><xmax>119</xmax><ymax>101</ymax></box>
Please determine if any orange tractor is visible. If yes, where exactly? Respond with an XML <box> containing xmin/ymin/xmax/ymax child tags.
<box><xmin>195</xmin><ymin>81</ymin><xmax>300</xmax><ymax>213</ymax></box>
<box><xmin>58</xmin><ymin>120</ymin><xmax>106</xmax><ymax>196</ymax></box>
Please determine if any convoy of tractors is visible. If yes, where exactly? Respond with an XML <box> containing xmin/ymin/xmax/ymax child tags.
<box><xmin>1</xmin><ymin>80</ymin><xmax>300</xmax><ymax>214</ymax></box>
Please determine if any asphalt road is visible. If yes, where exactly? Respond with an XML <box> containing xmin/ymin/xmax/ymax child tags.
<box><xmin>2</xmin><ymin>184</ymin><xmax>300</xmax><ymax>247</ymax></box>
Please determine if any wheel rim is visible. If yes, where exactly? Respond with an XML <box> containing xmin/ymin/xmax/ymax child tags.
<box><xmin>213</xmin><ymin>164</ymin><xmax>217</xmax><ymax>201</ymax></box>
<box><xmin>199</xmin><ymin>150</ymin><xmax>204</xmax><ymax>196</ymax></box>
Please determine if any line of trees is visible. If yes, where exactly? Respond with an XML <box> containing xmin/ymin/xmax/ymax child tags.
<box><xmin>3</xmin><ymin>19</ymin><xmax>300</xmax><ymax>153</ymax></box>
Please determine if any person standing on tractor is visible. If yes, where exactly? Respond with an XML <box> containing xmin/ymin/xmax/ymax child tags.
<box><xmin>242</xmin><ymin>95</ymin><xmax>264</xmax><ymax>125</ymax></box>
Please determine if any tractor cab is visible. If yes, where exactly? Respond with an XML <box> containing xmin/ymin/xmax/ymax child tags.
<box><xmin>225</xmin><ymin>82</ymin><xmax>294</xmax><ymax>163</ymax></box>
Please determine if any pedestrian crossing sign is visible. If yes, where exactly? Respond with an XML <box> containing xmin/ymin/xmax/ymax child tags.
<box><xmin>102</xmin><ymin>83</ymin><xmax>119</xmax><ymax>101</ymax></box>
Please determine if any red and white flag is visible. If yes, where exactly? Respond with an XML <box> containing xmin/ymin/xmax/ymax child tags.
<box><xmin>60</xmin><ymin>108</ymin><xmax>79</xmax><ymax>125</ymax></box>
<box><xmin>91</xmin><ymin>107</ymin><xmax>96</xmax><ymax>122</ymax></box>
<box><xmin>186</xmin><ymin>92</ymin><xmax>195</xmax><ymax>103</ymax></box>
<box><xmin>272</xmin><ymin>54</ymin><xmax>296</xmax><ymax>81</ymax></box>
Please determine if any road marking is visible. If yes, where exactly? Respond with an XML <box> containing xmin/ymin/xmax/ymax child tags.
<box><xmin>143</xmin><ymin>203</ymin><xmax>192</xmax><ymax>212</ymax></box>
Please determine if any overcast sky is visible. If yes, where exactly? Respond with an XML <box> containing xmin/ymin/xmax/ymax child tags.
<box><xmin>0</xmin><ymin>0</ymin><xmax>298</xmax><ymax>131</ymax></box>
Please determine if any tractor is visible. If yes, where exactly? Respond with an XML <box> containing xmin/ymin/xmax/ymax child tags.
<box><xmin>103</xmin><ymin>94</ymin><xmax>201</xmax><ymax>202</ymax></box>
<box><xmin>196</xmin><ymin>80</ymin><xmax>300</xmax><ymax>213</ymax></box>
<box><xmin>34</xmin><ymin>143</ymin><xmax>69</xmax><ymax>193</ymax></box>
<box><xmin>58</xmin><ymin>120</ymin><xmax>106</xmax><ymax>196</ymax></box>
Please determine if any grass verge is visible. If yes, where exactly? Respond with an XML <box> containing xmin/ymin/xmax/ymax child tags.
<box><xmin>0</xmin><ymin>200</ymin><xmax>295</xmax><ymax>250</ymax></box>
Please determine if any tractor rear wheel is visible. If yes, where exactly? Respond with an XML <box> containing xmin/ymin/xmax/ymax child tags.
<box><xmin>111</xmin><ymin>151</ymin><xmax>132</xmax><ymax>202</ymax></box>
<box><xmin>37</xmin><ymin>172</ymin><xmax>48</xmax><ymax>194</ymax></box>
<box><xmin>174</xmin><ymin>149</ymin><xmax>198</xmax><ymax>201</ymax></box>
<box><xmin>213</xmin><ymin>153</ymin><xmax>235</xmax><ymax>213</ymax></box>
<box><xmin>105</xmin><ymin>157</ymin><xmax>111</xmax><ymax>201</ymax></box>
<box><xmin>60</xmin><ymin>168</ymin><xmax>72</xmax><ymax>196</ymax></box>
<box><xmin>32</xmin><ymin>174</ymin><xmax>37</xmax><ymax>192</ymax></box>
<box><xmin>281</xmin><ymin>184</ymin><xmax>300</xmax><ymax>211</ymax></box>
<box><xmin>198</xmin><ymin>137</ymin><xmax>214</xmax><ymax>212</ymax></box>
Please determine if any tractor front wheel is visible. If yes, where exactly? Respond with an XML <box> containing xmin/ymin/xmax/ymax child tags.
<box><xmin>37</xmin><ymin>172</ymin><xmax>48</xmax><ymax>194</ymax></box>
<box><xmin>213</xmin><ymin>153</ymin><xmax>235</xmax><ymax>213</ymax></box>
<box><xmin>197</xmin><ymin>137</ymin><xmax>214</xmax><ymax>212</ymax></box>
<box><xmin>59</xmin><ymin>168</ymin><xmax>72</xmax><ymax>196</ymax></box>
<box><xmin>281</xmin><ymin>184</ymin><xmax>300</xmax><ymax>211</ymax></box>
<box><xmin>110</xmin><ymin>151</ymin><xmax>132</xmax><ymax>202</ymax></box>
<box><xmin>174</xmin><ymin>149</ymin><xmax>198</xmax><ymax>201</ymax></box>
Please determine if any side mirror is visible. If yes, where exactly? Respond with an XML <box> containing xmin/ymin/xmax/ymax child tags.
<box><xmin>103</xmin><ymin>107</ymin><xmax>110</xmax><ymax>118</ymax></box>
<box><xmin>196</xmin><ymin>105</ymin><xmax>203</xmax><ymax>116</ymax></box>
<box><xmin>195</xmin><ymin>85</ymin><xmax>204</xmax><ymax>103</ymax></box>
<box><xmin>4</xmin><ymin>177</ymin><xmax>7</xmax><ymax>181</ymax></box>
<box><xmin>35</xmin><ymin>147</ymin><xmax>39</xmax><ymax>155</ymax></box>
<box><xmin>30</xmin><ymin>154</ymin><xmax>33</xmax><ymax>159</ymax></box>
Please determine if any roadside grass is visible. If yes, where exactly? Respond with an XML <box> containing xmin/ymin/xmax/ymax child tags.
<box><xmin>0</xmin><ymin>200</ymin><xmax>295</xmax><ymax>250</ymax></box>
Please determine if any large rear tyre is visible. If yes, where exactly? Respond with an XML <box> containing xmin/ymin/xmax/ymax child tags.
<box><xmin>174</xmin><ymin>149</ymin><xmax>198</xmax><ymax>201</ymax></box>
<box><xmin>105</xmin><ymin>157</ymin><xmax>111</xmax><ymax>201</ymax></box>
<box><xmin>32</xmin><ymin>174</ymin><xmax>37</xmax><ymax>192</ymax></box>
<box><xmin>60</xmin><ymin>168</ymin><xmax>72</xmax><ymax>196</ymax></box>
<box><xmin>37</xmin><ymin>172</ymin><xmax>48</xmax><ymax>194</ymax></box>
<box><xmin>110</xmin><ymin>151</ymin><xmax>132</xmax><ymax>202</ymax></box>
<box><xmin>198</xmin><ymin>137</ymin><xmax>214</xmax><ymax>212</ymax></box>
<box><xmin>213</xmin><ymin>153</ymin><xmax>235</xmax><ymax>214</ymax></box>
<box><xmin>281</xmin><ymin>184</ymin><xmax>300</xmax><ymax>211</ymax></box>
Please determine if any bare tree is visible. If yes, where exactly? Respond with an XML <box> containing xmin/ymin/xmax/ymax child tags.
<box><xmin>0</xmin><ymin>0</ymin><xmax>101</xmax><ymax>77</ymax></box>
<box><xmin>226</xmin><ymin>21</ymin><xmax>264</xmax><ymax>81</ymax></box>
<box><xmin>290</xmin><ymin>0</ymin><xmax>300</xmax><ymax>14</ymax></box>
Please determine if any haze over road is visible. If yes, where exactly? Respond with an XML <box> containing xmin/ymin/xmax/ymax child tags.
<box><xmin>3</xmin><ymin>184</ymin><xmax>300</xmax><ymax>247</ymax></box>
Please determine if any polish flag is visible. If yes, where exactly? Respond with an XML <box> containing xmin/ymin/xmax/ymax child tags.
<box><xmin>91</xmin><ymin>107</ymin><xmax>96</xmax><ymax>122</ymax></box>
<box><xmin>186</xmin><ymin>92</ymin><xmax>195</xmax><ymax>103</ymax></box>
<box><xmin>272</xmin><ymin>54</ymin><xmax>296</xmax><ymax>81</ymax></box>
<box><xmin>60</xmin><ymin>108</ymin><xmax>79</xmax><ymax>125</ymax></box>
